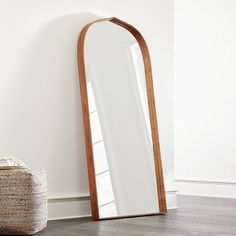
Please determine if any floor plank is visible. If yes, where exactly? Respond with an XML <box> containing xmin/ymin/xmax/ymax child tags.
<box><xmin>36</xmin><ymin>195</ymin><xmax>236</xmax><ymax>236</ymax></box>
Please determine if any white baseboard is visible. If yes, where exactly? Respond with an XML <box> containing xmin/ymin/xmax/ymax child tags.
<box><xmin>166</xmin><ymin>190</ymin><xmax>178</xmax><ymax>209</ymax></box>
<box><xmin>48</xmin><ymin>190</ymin><xmax>177</xmax><ymax>220</ymax></box>
<box><xmin>175</xmin><ymin>179</ymin><xmax>236</xmax><ymax>198</ymax></box>
<box><xmin>48</xmin><ymin>195</ymin><xmax>91</xmax><ymax>220</ymax></box>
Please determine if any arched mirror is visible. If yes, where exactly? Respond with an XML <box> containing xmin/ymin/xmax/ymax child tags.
<box><xmin>77</xmin><ymin>17</ymin><xmax>166</xmax><ymax>220</ymax></box>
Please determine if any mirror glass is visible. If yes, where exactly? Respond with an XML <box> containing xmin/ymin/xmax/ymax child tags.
<box><xmin>84</xmin><ymin>21</ymin><xmax>159</xmax><ymax>219</ymax></box>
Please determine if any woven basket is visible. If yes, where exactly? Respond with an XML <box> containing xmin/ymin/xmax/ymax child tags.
<box><xmin>0</xmin><ymin>157</ymin><xmax>47</xmax><ymax>235</ymax></box>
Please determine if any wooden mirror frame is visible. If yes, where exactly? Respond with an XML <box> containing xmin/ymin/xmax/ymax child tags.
<box><xmin>77</xmin><ymin>17</ymin><xmax>167</xmax><ymax>220</ymax></box>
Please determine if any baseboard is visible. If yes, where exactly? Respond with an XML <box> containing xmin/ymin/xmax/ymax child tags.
<box><xmin>166</xmin><ymin>190</ymin><xmax>178</xmax><ymax>209</ymax></box>
<box><xmin>48</xmin><ymin>190</ymin><xmax>177</xmax><ymax>220</ymax></box>
<box><xmin>48</xmin><ymin>195</ymin><xmax>91</xmax><ymax>220</ymax></box>
<box><xmin>175</xmin><ymin>179</ymin><xmax>236</xmax><ymax>198</ymax></box>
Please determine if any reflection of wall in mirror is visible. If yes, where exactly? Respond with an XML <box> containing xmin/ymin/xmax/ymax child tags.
<box><xmin>85</xmin><ymin>22</ymin><xmax>159</xmax><ymax>216</ymax></box>
<box><xmin>126</xmin><ymin>42</ymin><xmax>153</xmax><ymax>167</ymax></box>
<box><xmin>129</xmin><ymin>43</ymin><xmax>152</xmax><ymax>143</ymax></box>
<box><xmin>86</xmin><ymin>65</ymin><xmax>118</xmax><ymax>218</ymax></box>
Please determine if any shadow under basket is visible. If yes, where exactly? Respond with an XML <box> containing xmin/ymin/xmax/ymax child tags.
<box><xmin>0</xmin><ymin>162</ymin><xmax>47</xmax><ymax>235</ymax></box>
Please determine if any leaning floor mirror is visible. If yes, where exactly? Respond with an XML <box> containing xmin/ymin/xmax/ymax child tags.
<box><xmin>77</xmin><ymin>17</ymin><xmax>167</xmax><ymax>220</ymax></box>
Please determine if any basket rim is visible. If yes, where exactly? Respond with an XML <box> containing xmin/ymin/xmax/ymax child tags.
<box><xmin>0</xmin><ymin>166</ymin><xmax>27</xmax><ymax>170</ymax></box>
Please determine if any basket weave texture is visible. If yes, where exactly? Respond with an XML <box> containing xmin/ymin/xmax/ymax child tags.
<box><xmin>0</xmin><ymin>158</ymin><xmax>47</xmax><ymax>235</ymax></box>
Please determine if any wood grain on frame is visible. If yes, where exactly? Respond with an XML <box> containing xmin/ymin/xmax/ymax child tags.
<box><xmin>77</xmin><ymin>17</ymin><xmax>167</xmax><ymax>220</ymax></box>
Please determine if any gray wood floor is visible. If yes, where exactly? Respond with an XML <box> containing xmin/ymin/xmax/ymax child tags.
<box><xmin>37</xmin><ymin>195</ymin><xmax>236</xmax><ymax>236</ymax></box>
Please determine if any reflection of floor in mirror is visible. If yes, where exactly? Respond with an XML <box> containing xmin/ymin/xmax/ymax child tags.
<box><xmin>36</xmin><ymin>195</ymin><xmax>236</xmax><ymax>236</ymax></box>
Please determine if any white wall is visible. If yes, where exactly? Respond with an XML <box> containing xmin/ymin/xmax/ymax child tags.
<box><xmin>175</xmin><ymin>0</ymin><xmax>236</xmax><ymax>197</ymax></box>
<box><xmin>0</xmin><ymin>0</ymin><xmax>175</xmax><ymax>219</ymax></box>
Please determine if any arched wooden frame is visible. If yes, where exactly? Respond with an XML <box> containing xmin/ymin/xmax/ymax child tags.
<box><xmin>77</xmin><ymin>17</ymin><xmax>167</xmax><ymax>220</ymax></box>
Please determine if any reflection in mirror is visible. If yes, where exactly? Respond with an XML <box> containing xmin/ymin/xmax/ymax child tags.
<box><xmin>80</xmin><ymin>19</ymin><xmax>166</xmax><ymax>219</ymax></box>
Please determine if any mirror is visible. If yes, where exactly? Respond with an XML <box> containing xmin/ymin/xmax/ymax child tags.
<box><xmin>78</xmin><ymin>18</ymin><xmax>166</xmax><ymax>220</ymax></box>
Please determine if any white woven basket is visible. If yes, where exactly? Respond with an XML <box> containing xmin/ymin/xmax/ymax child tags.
<box><xmin>0</xmin><ymin>157</ymin><xmax>47</xmax><ymax>235</ymax></box>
